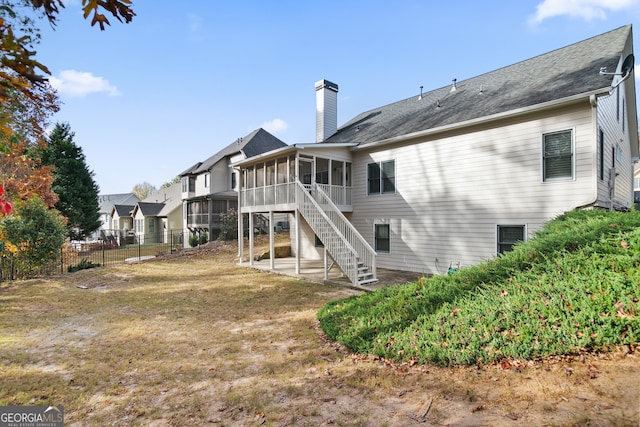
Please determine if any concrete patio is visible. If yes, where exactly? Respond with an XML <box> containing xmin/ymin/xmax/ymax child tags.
<box><xmin>245</xmin><ymin>256</ymin><xmax>421</xmax><ymax>291</ymax></box>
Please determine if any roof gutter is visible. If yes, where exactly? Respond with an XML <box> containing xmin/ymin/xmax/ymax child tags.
<box><xmin>354</xmin><ymin>88</ymin><xmax>611</xmax><ymax>151</ymax></box>
<box><xmin>231</xmin><ymin>142</ymin><xmax>359</xmax><ymax>167</ymax></box>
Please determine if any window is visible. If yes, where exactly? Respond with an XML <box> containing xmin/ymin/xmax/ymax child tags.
<box><xmin>204</xmin><ymin>173</ymin><xmax>210</xmax><ymax>188</ymax></box>
<box><xmin>316</xmin><ymin>158</ymin><xmax>329</xmax><ymax>185</ymax></box>
<box><xmin>367</xmin><ymin>160</ymin><xmax>395</xmax><ymax>195</ymax></box>
<box><xmin>266</xmin><ymin>161</ymin><xmax>275</xmax><ymax>186</ymax></box>
<box><xmin>182</xmin><ymin>176</ymin><xmax>195</xmax><ymax>192</ymax></box>
<box><xmin>543</xmin><ymin>130</ymin><xmax>573</xmax><ymax>181</ymax></box>
<box><xmin>231</xmin><ymin>172</ymin><xmax>237</xmax><ymax>190</ymax></box>
<box><xmin>277</xmin><ymin>158</ymin><xmax>288</xmax><ymax>184</ymax></box>
<box><xmin>497</xmin><ymin>225</ymin><xmax>525</xmax><ymax>254</ymax></box>
<box><xmin>375</xmin><ymin>224</ymin><xmax>390</xmax><ymax>253</ymax></box>
<box><xmin>148</xmin><ymin>218</ymin><xmax>155</xmax><ymax>233</ymax></box>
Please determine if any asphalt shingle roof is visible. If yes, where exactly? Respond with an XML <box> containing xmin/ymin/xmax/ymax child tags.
<box><xmin>185</xmin><ymin>128</ymin><xmax>287</xmax><ymax>175</ymax></box>
<box><xmin>326</xmin><ymin>25</ymin><xmax>631</xmax><ymax>144</ymax></box>
<box><xmin>135</xmin><ymin>202</ymin><xmax>165</xmax><ymax>217</ymax></box>
<box><xmin>113</xmin><ymin>204</ymin><xmax>134</xmax><ymax>216</ymax></box>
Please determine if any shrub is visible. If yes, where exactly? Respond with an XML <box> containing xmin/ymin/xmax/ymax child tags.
<box><xmin>318</xmin><ymin>209</ymin><xmax>640</xmax><ymax>366</ymax></box>
<box><xmin>68</xmin><ymin>258</ymin><xmax>100</xmax><ymax>273</ymax></box>
<box><xmin>0</xmin><ymin>197</ymin><xmax>67</xmax><ymax>278</ymax></box>
<box><xmin>199</xmin><ymin>231</ymin><xmax>208</xmax><ymax>245</ymax></box>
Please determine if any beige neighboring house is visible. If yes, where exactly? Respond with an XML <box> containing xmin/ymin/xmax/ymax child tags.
<box><xmin>131</xmin><ymin>183</ymin><xmax>184</xmax><ymax>244</ymax></box>
<box><xmin>109</xmin><ymin>204</ymin><xmax>136</xmax><ymax>245</ymax></box>
<box><xmin>234</xmin><ymin>25</ymin><xmax>638</xmax><ymax>286</ymax></box>
<box><xmin>95</xmin><ymin>193</ymin><xmax>140</xmax><ymax>241</ymax></box>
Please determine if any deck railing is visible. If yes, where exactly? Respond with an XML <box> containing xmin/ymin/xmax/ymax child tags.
<box><xmin>241</xmin><ymin>182</ymin><xmax>350</xmax><ymax>209</ymax></box>
<box><xmin>241</xmin><ymin>182</ymin><xmax>297</xmax><ymax>208</ymax></box>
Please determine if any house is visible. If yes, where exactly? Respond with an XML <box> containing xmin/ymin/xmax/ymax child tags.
<box><xmin>180</xmin><ymin>128</ymin><xmax>287</xmax><ymax>243</ymax></box>
<box><xmin>233</xmin><ymin>25</ymin><xmax>638</xmax><ymax>286</ymax></box>
<box><xmin>95</xmin><ymin>193</ymin><xmax>140</xmax><ymax>241</ymax></box>
<box><xmin>109</xmin><ymin>204</ymin><xmax>136</xmax><ymax>245</ymax></box>
<box><xmin>131</xmin><ymin>183</ymin><xmax>183</xmax><ymax>244</ymax></box>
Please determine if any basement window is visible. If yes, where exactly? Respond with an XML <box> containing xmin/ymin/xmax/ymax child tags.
<box><xmin>497</xmin><ymin>225</ymin><xmax>525</xmax><ymax>254</ymax></box>
<box><xmin>375</xmin><ymin>224</ymin><xmax>390</xmax><ymax>253</ymax></box>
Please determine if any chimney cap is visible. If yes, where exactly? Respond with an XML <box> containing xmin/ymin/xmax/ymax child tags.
<box><xmin>315</xmin><ymin>79</ymin><xmax>339</xmax><ymax>92</ymax></box>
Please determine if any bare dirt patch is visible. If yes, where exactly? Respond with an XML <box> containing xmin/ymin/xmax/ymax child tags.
<box><xmin>0</xmin><ymin>239</ymin><xmax>638</xmax><ymax>426</ymax></box>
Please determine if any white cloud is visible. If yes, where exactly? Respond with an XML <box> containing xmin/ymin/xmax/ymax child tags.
<box><xmin>530</xmin><ymin>0</ymin><xmax>640</xmax><ymax>24</ymax></box>
<box><xmin>49</xmin><ymin>70</ymin><xmax>121</xmax><ymax>97</ymax></box>
<box><xmin>261</xmin><ymin>118</ymin><xmax>288</xmax><ymax>134</ymax></box>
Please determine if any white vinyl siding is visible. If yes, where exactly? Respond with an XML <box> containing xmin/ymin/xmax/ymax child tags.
<box><xmin>211</xmin><ymin>159</ymin><xmax>232</xmax><ymax>193</ymax></box>
<box><xmin>350</xmin><ymin>104</ymin><xmax>598</xmax><ymax>274</ymax></box>
<box><xmin>595</xmin><ymin>78</ymin><xmax>635</xmax><ymax>209</ymax></box>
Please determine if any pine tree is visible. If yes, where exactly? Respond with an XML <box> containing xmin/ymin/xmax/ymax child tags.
<box><xmin>39</xmin><ymin>122</ymin><xmax>101</xmax><ymax>240</ymax></box>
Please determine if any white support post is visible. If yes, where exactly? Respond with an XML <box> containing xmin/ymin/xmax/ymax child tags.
<box><xmin>323</xmin><ymin>246</ymin><xmax>328</xmax><ymax>281</ymax></box>
<box><xmin>295</xmin><ymin>209</ymin><xmax>300</xmax><ymax>274</ymax></box>
<box><xmin>269</xmin><ymin>211</ymin><xmax>275</xmax><ymax>270</ymax></box>
<box><xmin>248</xmin><ymin>213</ymin><xmax>254</xmax><ymax>266</ymax></box>
<box><xmin>238</xmin><ymin>212</ymin><xmax>244</xmax><ymax>264</ymax></box>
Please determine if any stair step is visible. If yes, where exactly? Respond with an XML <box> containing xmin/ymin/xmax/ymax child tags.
<box><xmin>357</xmin><ymin>278</ymin><xmax>378</xmax><ymax>286</ymax></box>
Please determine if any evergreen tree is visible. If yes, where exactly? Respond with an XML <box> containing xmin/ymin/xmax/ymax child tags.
<box><xmin>39</xmin><ymin>122</ymin><xmax>101</xmax><ymax>240</ymax></box>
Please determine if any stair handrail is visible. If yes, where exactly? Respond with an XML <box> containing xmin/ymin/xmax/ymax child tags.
<box><xmin>296</xmin><ymin>182</ymin><xmax>359</xmax><ymax>282</ymax></box>
<box><xmin>311</xmin><ymin>183</ymin><xmax>377</xmax><ymax>281</ymax></box>
<box><xmin>296</xmin><ymin>182</ymin><xmax>356</xmax><ymax>255</ymax></box>
<box><xmin>296</xmin><ymin>181</ymin><xmax>377</xmax><ymax>285</ymax></box>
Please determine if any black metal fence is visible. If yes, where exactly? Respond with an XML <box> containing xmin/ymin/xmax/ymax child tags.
<box><xmin>0</xmin><ymin>230</ymin><xmax>192</xmax><ymax>282</ymax></box>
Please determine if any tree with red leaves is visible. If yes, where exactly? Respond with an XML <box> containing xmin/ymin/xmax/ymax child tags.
<box><xmin>0</xmin><ymin>185</ymin><xmax>12</xmax><ymax>215</ymax></box>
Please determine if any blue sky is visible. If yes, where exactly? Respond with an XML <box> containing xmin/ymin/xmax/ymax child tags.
<box><xmin>34</xmin><ymin>0</ymin><xmax>640</xmax><ymax>194</ymax></box>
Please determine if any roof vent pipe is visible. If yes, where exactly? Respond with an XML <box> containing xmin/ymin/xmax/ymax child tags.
<box><xmin>315</xmin><ymin>79</ymin><xmax>339</xmax><ymax>142</ymax></box>
<box><xmin>418</xmin><ymin>85</ymin><xmax>424</xmax><ymax>100</ymax></box>
<box><xmin>450</xmin><ymin>78</ymin><xmax>457</xmax><ymax>92</ymax></box>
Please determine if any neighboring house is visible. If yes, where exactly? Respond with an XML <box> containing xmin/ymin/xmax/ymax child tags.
<box><xmin>131</xmin><ymin>183</ymin><xmax>183</xmax><ymax>244</ymax></box>
<box><xmin>95</xmin><ymin>193</ymin><xmax>140</xmax><ymax>240</ymax></box>
<box><xmin>233</xmin><ymin>25</ymin><xmax>638</xmax><ymax>286</ymax></box>
<box><xmin>180</xmin><ymin>128</ymin><xmax>287</xmax><ymax>242</ymax></box>
<box><xmin>109</xmin><ymin>204</ymin><xmax>135</xmax><ymax>245</ymax></box>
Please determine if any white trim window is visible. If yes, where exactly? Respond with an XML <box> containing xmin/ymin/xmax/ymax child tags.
<box><xmin>374</xmin><ymin>223</ymin><xmax>390</xmax><ymax>253</ymax></box>
<box><xmin>367</xmin><ymin>160</ymin><xmax>396</xmax><ymax>195</ymax></box>
<box><xmin>542</xmin><ymin>130</ymin><xmax>574</xmax><ymax>182</ymax></box>
<box><xmin>497</xmin><ymin>225</ymin><xmax>525</xmax><ymax>254</ymax></box>
<box><xmin>204</xmin><ymin>173</ymin><xmax>210</xmax><ymax>188</ymax></box>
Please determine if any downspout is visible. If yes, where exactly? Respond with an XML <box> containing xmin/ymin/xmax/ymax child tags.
<box><xmin>577</xmin><ymin>94</ymin><xmax>603</xmax><ymax>210</ymax></box>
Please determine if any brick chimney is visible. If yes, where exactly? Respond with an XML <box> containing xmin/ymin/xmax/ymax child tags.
<box><xmin>315</xmin><ymin>79</ymin><xmax>338</xmax><ymax>142</ymax></box>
